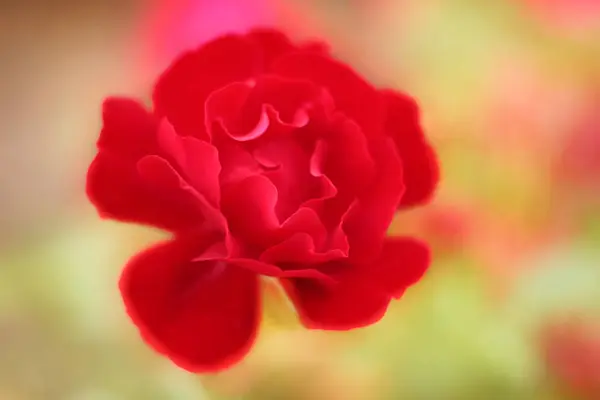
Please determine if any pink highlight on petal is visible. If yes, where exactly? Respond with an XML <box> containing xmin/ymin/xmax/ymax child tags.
<box><xmin>310</xmin><ymin>140</ymin><xmax>327</xmax><ymax>177</ymax></box>
<box><xmin>233</xmin><ymin>107</ymin><xmax>271</xmax><ymax>142</ymax></box>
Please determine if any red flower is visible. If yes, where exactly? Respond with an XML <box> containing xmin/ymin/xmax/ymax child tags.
<box><xmin>86</xmin><ymin>29</ymin><xmax>438</xmax><ymax>372</ymax></box>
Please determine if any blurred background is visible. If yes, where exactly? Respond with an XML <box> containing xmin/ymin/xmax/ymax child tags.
<box><xmin>1</xmin><ymin>0</ymin><xmax>599</xmax><ymax>398</ymax></box>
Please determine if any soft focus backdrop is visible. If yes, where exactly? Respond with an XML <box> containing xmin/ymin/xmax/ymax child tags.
<box><xmin>1</xmin><ymin>0</ymin><xmax>599</xmax><ymax>399</ymax></box>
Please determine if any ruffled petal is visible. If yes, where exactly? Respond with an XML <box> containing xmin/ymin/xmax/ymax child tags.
<box><xmin>282</xmin><ymin>237</ymin><xmax>429</xmax><ymax>330</ymax></box>
<box><xmin>271</xmin><ymin>52</ymin><xmax>384</xmax><ymax>135</ymax></box>
<box><xmin>205</xmin><ymin>76</ymin><xmax>333</xmax><ymax>142</ymax></box>
<box><xmin>342</xmin><ymin>136</ymin><xmax>405</xmax><ymax>261</ymax></box>
<box><xmin>257</xmin><ymin>137</ymin><xmax>337</xmax><ymax>221</ymax></box>
<box><xmin>136</xmin><ymin>155</ymin><xmax>225</xmax><ymax>230</ymax></box>
<box><xmin>120</xmin><ymin>237</ymin><xmax>260</xmax><ymax>373</ymax></box>
<box><xmin>204</xmin><ymin>81</ymin><xmax>262</xmax><ymax>142</ymax></box>
<box><xmin>157</xmin><ymin>120</ymin><xmax>222</xmax><ymax>207</ymax></box>
<box><xmin>153</xmin><ymin>34</ymin><xmax>262</xmax><ymax>139</ymax></box>
<box><xmin>86</xmin><ymin>152</ymin><xmax>208</xmax><ymax>231</ymax></box>
<box><xmin>320</xmin><ymin>115</ymin><xmax>376</xmax><ymax>195</ymax></box>
<box><xmin>205</xmin><ymin>75</ymin><xmax>337</xmax><ymax>222</ymax></box>
<box><xmin>381</xmin><ymin>90</ymin><xmax>439</xmax><ymax>208</ymax></box>
<box><xmin>220</xmin><ymin>175</ymin><xmax>335</xmax><ymax>250</ymax></box>
<box><xmin>88</xmin><ymin>98</ymin><xmax>225</xmax><ymax>232</ymax></box>
<box><xmin>260</xmin><ymin>233</ymin><xmax>346</xmax><ymax>265</ymax></box>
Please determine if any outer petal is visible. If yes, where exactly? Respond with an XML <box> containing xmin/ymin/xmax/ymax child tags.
<box><xmin>370</xmin><ymin>237</ymin><xmax>431</xmax><ymax>299</ymax></box>
<box><xmin>342</xmin><ymin>136</ymin><xmax>405</xmax><ymax>262</ymax></box>
<box><xmin>153</xmin><ymin>34</ymin><xmax>262</xmax><ymax>138</ymax></box>
<box><xmin>86</xmin><ymin>152</ymin><xmax>208</xmax><ymax>231</ymax></box>
<box><xmin>311</xmin><ymin>115</ymin><xmax>377</xmax><ymax>229</ymax></box>
<box><xmin>96</xmin><ymin>97</ymin><xmax>158</xmax><ymax>158</ymax></box>
<box><xmin>87</xmin><ymin>99</ymin><xmax>224</xmax><ymax>232</ymax></box>
<box><xmin>381</xmin><ymin>90</ymin><xmax>439</xmax><ymax>208</ymax></box>
<box><xmin>247</xmin><ymin>28</ymin><xmax>329</xmax><ymax>69</ymax></box>
<box><xmin>120</xmin><ymin>237</ymin><xmax>260</xmax><ymax>373</ymax></box>
<box><xmin>281</xmin><ymin>259</ymin><xmax>390</xmax><ymax>330</ymax></box>
<box><xmin>282</xmin><ymin>237</ymin><xmax>430</xmax><ymax>330</ymax></box>
<box><xmin>247</xmin><ymin>28</ymin><xmax>296</xmax><ymax>68</ymax></box>
<box><xmin>271</xmin><ymin>51</ymin><xmax>384</xmax><ymax>135</ymax></box>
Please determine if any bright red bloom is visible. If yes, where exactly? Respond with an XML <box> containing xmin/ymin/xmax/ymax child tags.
<box><xmin>86</xmin><ymin>29</ymin><xmax>438</xmax><ymax>372</ymax></box>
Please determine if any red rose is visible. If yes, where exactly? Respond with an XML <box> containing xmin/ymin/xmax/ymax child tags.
<box><xmin>86</xmin><ymin>29</ymin><xmax>438</xmax><ymax>372</ymax></box>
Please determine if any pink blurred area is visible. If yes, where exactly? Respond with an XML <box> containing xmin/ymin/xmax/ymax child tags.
<box><xmin>523</xmin><ymin>0</ymin><xmax>600</xmax><ymax>32</ymax></box>
<box><xmin>135</xmin><ymin>0</ymin><xmax>326</xmax><ymax>77</ymax></box>
<box><xmin>141</xmin><ymin>0</ymin><xmax>276</xmax><ymax>62</ymax></box>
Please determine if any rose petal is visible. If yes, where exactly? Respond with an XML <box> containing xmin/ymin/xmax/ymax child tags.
<box><xmin>231</xmin><ymin>257</ymin><xmax>334</xmax><ymax>282</ymax></box>
<box><xmin>276</xmin><ymin>206</ymin><xmax>349</xmax><ymax>258</ymax></box>
<box><xmin>342</xmin><ymin>136</ymin><xmax>405</xmax><ymax>262</ymax></box>
<box><xmin>381</xmin><ymin>90</ymin><xmax>439</xmax><ymax>208</ymax></box>
<box><xmin>87</xmin><ymin>152</ymin><xmax>207</xmax><ymax>231</ymax></box>
<box><xmin>220</xmin><ymin>174</ymin><xmax>280</xmax><ymax>246</ymax></box>
<box><xmin>214</xmin><ymin>134</ymin><xmax>263</xmax><ymax>185</ymax></box>
<box><xmin>260</xmin><ymin>232</ymin><xmax>346</xmax><ymax>265</ymax></box>
<box><xmin>371</xmin><ymin>237</ymin><xmax>431</xmax><ymax>299</ymax></box>
<box><xmin>153</xmin><ymin>34</ymin><xmax>261</xmax><ymax>138</ymax></box>
<box><xmin>157</xmin><ymin>120</ymin><xmax>222</xmax><ymax>207</ymax></box>
<box><xmin>281</xmin><ymin>259</ymin><xmax>391</xmax><ymax>330</ymax></box>
<box><xmin>306</xmin><ymin>116</ymin><xmax>377</xmax><ymax>232</ymax></box>
<box><xmin>247</xmin><ymin>28</ymin><xmax>296</xmax><ymax>68</ymax></box>
<box><xmin>205</xmin><ymin>75</ymin><xmax>337</xmax><ymax>223</ymax></box>
<box><xmin>120</xmin><ymin>238</ymin><xmax>260</xmax><ymax>373</ymax></box>
<box><xmin>278</xmin><ymin>207</ymin><xmax>327</xmax><ymax>246</ymax></box>
<box><xmin>272</xmin><ymin>51</ymin><xmax>384</xmax><ymax>135</ymax></box>
<box><xmin>282</xmin><ymin>237</ymin><xmax>430</xmax><ymax>330</ymax></box>
<box><xmin>137</xmin><ymin>155</ymin><xmax>225</xmax><ymax>231</ymax></box>
<box><xmin>249</xmin><ymin>76</ymin><xmax>334</xmax><ymax>127</ymax></box>
<box><xmin>96</xmin><ymin>98</ymin><xmax>158</xmax><ymax>158</ymax></box>
<box><xmin>205</xmin><ymin>76</ymin><xmax>333</xmax><ymax>143</ymax></box>
<box><xmin>221</xmin><ymin>174</ymin><xmax>335</xmax><ymax>250</ymax></box>
<box><xmin>257</xmin><ymin>137</ymin><xmax>336</xmax><ymax>221</ymax></box>
<box><xmin>320</xmin><ymin>114</ymin><xmax>376</xmax><ymax>196</ymax></box>
<box><xmin>204</xmin><ymin>81</ymin><xmax>263</xmax><ymax>141</ymax></box>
